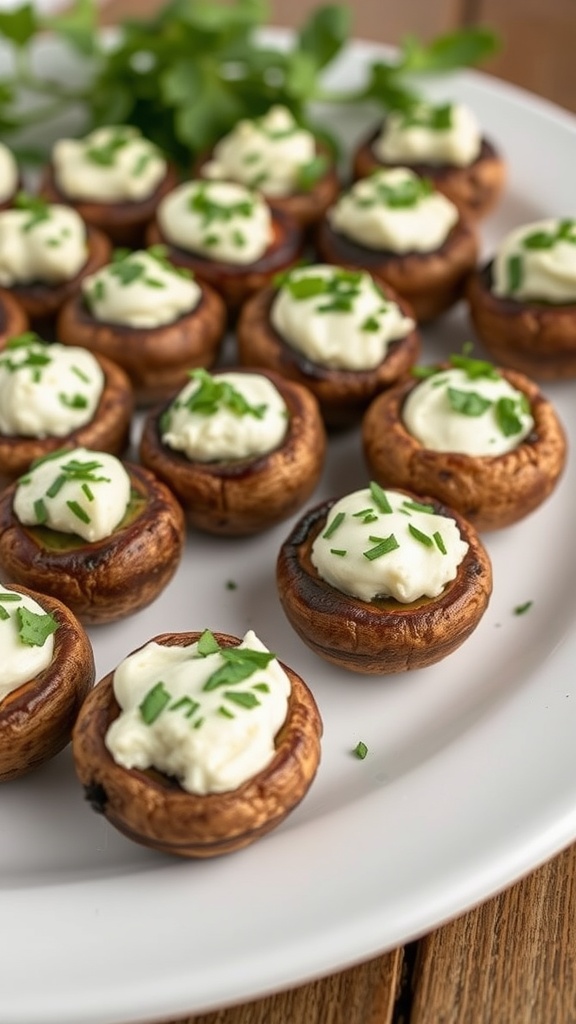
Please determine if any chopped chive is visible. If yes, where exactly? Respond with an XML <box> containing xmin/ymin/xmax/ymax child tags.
<box><xmin>218</xmin><ymin>706</ymin><xmax>235</xmax><ymax>719</ymax></box>
<box><xmin>408</xmin><ymin>524</ymin><xmax>433</xmax><ymax>547</ymax></box>
<box><xmin>507</xmin><ymin>253</ymin><xmax>523</xmax><ymax>293</ymax></box>
<box><xmin>433</xmin><ymin>531</ymin><xmax>447</xmax><ymax>554</ymax></box>
<box><xmin>369</xmin><ymin>481</ymin><xmax>393</xmax><ymax>513</ymax></box>
<box><xmin>224</xmin><ymin>690</ymin><xmax>260</xmax><ymax>709</ymax></box>
<box><xmin>139</xmin><ymin>682</ymin><xmax>171</xmax><ymax>724</ymax></box>
<box><xmin>330</xmin><ymin>548</ymin><xmax>347</xmax><ymax>557</ymax></box>
<box><xmin>71</xmin><ymin>365</ymin><xmax>91</xmax><ymax>384</ymax></box>
<box><xmin>323</xmin><ymin>511</ymin><xmax>345</xmax><ymax>539</ymax></box>
<box><xmin>66</xmin><ymin>500</ymin><xmax>90</xmax><ymax>524</ymax></box>
<box><xmin>34</xmin><ymin>498</ymin><xmax>48</xmax><ymax>524</ymax></box>
<box><xmin>0</xmin><ymin>606</ymin><xmax>9</xmax><ymax>621</ymax></box>
<box><xmin>252</xmin><ymin>682</ymin><xmax>270</xmax><ymax>693</ymax></box>
<box><xmin>46</xmin><ymin>474</ymin><xmax>66</xmax><ymax>498</ymax></box>
<box><xmin>514</xmin><ymin>600</ymin><xmax>533</xmax><ymax>615</ymax></box>
<box><xmin>169</xmin><ymin>696</ymin><xmax>200</xmax><ymax>718</ymax></box>
<box><xmin>402</xmin><ymin>499</ymin><xmax>435</xmax><ymax>514</ymax></box>
<box><xmin>81</xmin><ymin>482</ymin><xmax>94</xmax><ymax>501</ymax></box>
<box><xmin>363</xmin><ymin>533</ymin><xmax>399</xmax><ymax>560</ymax></box>
<box><xmin>0</xmin><ymin>593</ymin><xmax>22</xmax><ymax>602</ymax></box>
<box><xmin>353</xmin><ymin>740</ymin><xmax>368</xmax><ymax>759</ymax></box>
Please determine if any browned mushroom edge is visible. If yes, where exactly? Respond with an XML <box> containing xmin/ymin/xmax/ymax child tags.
<box><xmin>6</xmin><ymin>226</ymin><xmax>112</xmax><ymax>325</ymax></box>
<box><xmin>0</xmin><ymin>585</ymin><xmax>95</xmax><ymax>782</ymax></box>
<box><xmin>276</xmin><ymin>492</ymin><xmax>493</xmax><ymax>674</ymax></box>
<box><xmin>315</xmin><ymin>216</ymin><xmax>479</xmax><ymax>323</ymax></box>
<box><xmin>38</xmin><ymin>162</ymin><xmax>181</xmax><ymax>247</ymax></box>
<box><xmin>193</xmin><ymin>140</ymin><xmax>341</xmax><ymax>230</ymax></box>
<box><xmin>56</xmin><ymin>280</ymin><xmax>227</xmax><ymax>407</ymax></box>
<box><xmin>467</xmin><ymin>262</ymin><xmax>576</xmax><ymax>380</ymax></box>
<box><xmin>72</xmin><ymin>631</ymin><xmax>323</xmax><ymax>858</ymax></box>
<box><xmin>0</xmin><ymin>288</ymin><xmax>29</xmax><ymax>348</ymax></box>
<box><xmin>139</xmin><ymin>366</ymin><xmax>327</xmax><ymax>536</ymax></box>
<box><xmin>146</xmin><ymin>210</ymin><xmax>306</xmax><ymax>312</ymax></box>
<box><xmin>352</xmin><ymin>129</ymin><xmax>506</xmax><ymax>222</ymax></box>
<box><xmin>236</xmin><ymin>281</ymin><xmax>421</xmax><ymax>428</ymax></box>
<box><xmin>0</xmin><ymin>353</ymin><xmax>134</xmax><ymax>484</ymax></box>
<box><xmin>361</xmin><ymin>367</ymin><xmax>568</xmax><ymax>531</ymax></box>
<box><xmin>0</xmin><ymin>462</ymin><xmax>186</xmax><ymax>626</ymax></box>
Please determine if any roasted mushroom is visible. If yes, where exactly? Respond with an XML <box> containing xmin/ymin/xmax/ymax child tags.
<box><xmin>146</xmin><ymin>179</ymin><xmax>305</xmax><ymax>310</ymax></box>
<box><xmin>316</xmin><ymin>167</ymin><xmax>478</xmax><ymax>322</ymax></box>
<box><xmin>39</xmin><ymin>125</ymin><xmax>180</xmax><ymax>247</ymax></box>
<box><xmin>237</xmin><ymin>264</ymin><xmax>421</xmax><ymax>427</ymax></box>
<box><xmin>467</xmin><ymin>218</ymin><xmax>576</xmax><ymax>380</ymax></box>
<box><xmin>352</xmin><ymin>101</ymin><xmax>505</xmax><ymax>222</ymax></box>
<box><xmin>0</xmin><ymin>449</ymin><xmax>186</xmax><ymax>625</ymax></box>
<box><xmin>0</xmin><ymin>582</ymin><xmax>95</xmax><ymax>782</ymax></box>
<box><xmin>57</xmin><ymin>247</ymin><xmax>226</xmax><ymax>406</ymax></box>
<box><xmin>193</xmin><ymin>105</ymin><xmax>340</xmax><ymax>230</ymax></box>
<box><xmin>0</xmin><ymin>288</ymin><xmax>29</xmax><ymax>348</ymax></box>
<box><xmin>362</xmin><ymin>354</ymin><xmax>567</xmax><ymax>531</ymax></box>
<box><xmin>0</xmin><ymin>193</ymin><xmax>111</xmax><ymax>328</ymax></box>
<box><xmin>139</xmin><ymin>366</ymin><xmax>326</xmax><ymax>536</ymax></box>
<box><xmin>0</xmin><ymin>335</ymin><xmax>134</xmax><ymax>483</ymax></box>
<box><xmin>72</xmin><ymin>629</ymin><xmax>323</xmax><ymax>857</ymax></box>
<box><xmin>277</xmin><ymin>483</ymin><xmax>492</xmax><ymax>673</ymax></box>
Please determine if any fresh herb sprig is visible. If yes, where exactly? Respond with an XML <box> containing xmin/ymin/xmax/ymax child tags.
<box><xmin>0</xmin><ymin>0</ymin><xmax>499</xmax><ymax>167</ymax></box>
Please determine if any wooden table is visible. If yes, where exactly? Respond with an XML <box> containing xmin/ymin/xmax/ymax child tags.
<box><xmin>97</xmin><ymin>1</ymin><xmax>576</xmax><ymax>1021</ymax></box>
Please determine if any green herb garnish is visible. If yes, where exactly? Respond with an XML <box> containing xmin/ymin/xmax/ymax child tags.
<box><xmin>408</xmin><ymin>524</ymin><xmax>433</xmax><ymax>547</ymax></box>
<box><xmin>447</xmin><ymin>386</ymin><xmax>492</xmax><ymax>417</ymax></box>
<box><xmin>17</xmin><ymin>607</ymin><xmax>58</xmax><ymax>647</ymax></box>
<box><xmin>139</xmin><ymin>681</ymin><xmax>172</xmax><ymax>724</ymax></box>
<box><xmin>0</xmin><ymin>1</ymin><xmax>498</xmax><ymax>168</ymax></box>
<box><xmin>369</xmin><ymin>481</ymin><xmax>393</xmax><ymax>514</ymax></box>
<box><xmin>353</xmin><ymin>741</ymin><xmax>368</xmax><ymax>759</ymax></box>
<box><xmin>323</xmin><ymin>511</ymin><xmax>345</xmax><ymax>539</ymax></box>
<box><xmin>183</xmin><ymin>369</ymin><xmax>267</xmax><ymax>420</ymax></box>
<box><xmin>363</xmin><ymin>533</ymin><xmax>399</xmax><ymax>560</ymax></box>
<box><xmin>514</xmin><ymin>600</ymin><xmax>533</xmax><ymax>615</ymax></box>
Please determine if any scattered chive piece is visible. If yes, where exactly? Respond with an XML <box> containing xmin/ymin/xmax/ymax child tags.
<box><xmin>369</xmin><ymin>481</ymin><xmax>393</xmax><ymax>514</ymax></box>
<box><xmin>507</xmin><ymin>253</ymin><xmax>523</xmax><ymax>293</ymax></box>
<box><xmin>403</xmin><ymin>499</ymin><xmax>435</xmax><ymax>514</ymax></box>
<box><xmin>197</xmin><ymin>629</ymin><xmax>221</xmax><ymax>657</ymax></box>
<box><xmin>33</xmin><ymin>498</ymin><xmax>48</xmax><ymax>524</ymax></box>
<box><xmin>139</xmin><ymin>681</ymin><xmax>171</xmax><ymax>724</ymax></box>
<box><xmin>66</xmin><ymin>500</ymin><xmax>90</xmax><ymax>524</ymax></box>
<box><xmin>323</xmin><ymin>511</ymin><xmax>345</xmax><ymax>539</ymax></box>
<box><xmin>514</xmin><ymin>600</ymin><xmax>533</xmax><ymax>615</ymax></box>
<box><xmin>218</xmin><ymin>706</ymin><xmax>235</xmax><ymax>719</ymax></box>
<box><xmin>433</xmin><ymin>531</ymin><xmax>447</xmax><ymax>555</ymax></box>
<box><xmin>330</xmin><ymin>548</ymin><xmax>347</xmax><ymax>557</ymax></box>
<box><xmin>0</xmin><ymin>593</ymin><xmax>22</xmax><ymax>602</ymax></box>
<box><xmin>46</xmin><ymin>474</ymin><xmax>66</xmax><ymax>499</ymax></box>
<box><xmin>224</xmin><ymin>690</ymin><xmax>260</xmax><ymax>709</ymax></box>
<box><xmin>226</xmin><ymin>580</ymin><xmax>237</xmax><ymax>591</ymax></box>
<box><xmin>363</xmin><ymin>534</ymin><xmax>399</xmax><ymax>560</ymax></box>
<box><xmin>408</xmin><ymin>524</ymin><xmax>433</xmax><ymax>547</ymax></box>
<box><xmin>81</xmin><ymin>483</ymin><xmax>94</xmax><ymax>501</ymax></box>
<box><xmin>353</xmin><ymin>741</ymin><xmax>368</xmax><ymax>760</ymax></box>
<box><xmin>0</xmin><ymin>606</ymin><xmax>8</xmax><ymax>621</ymax></box>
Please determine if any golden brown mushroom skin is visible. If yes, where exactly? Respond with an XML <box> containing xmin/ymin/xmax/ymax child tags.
<box><xmin>362</xmin><ymin>367</ymin><xmax>567</xmax><ymax>531</ymax></box>
<box><xmin>315</xmin><ymin>217</ymin><xmax>478</xmax><ymax>323</ymax></box>
<box><xmin>0</xmin><ymin>353</ymin><xmax>134</xmax><ymax>484</ymax></box>
<box><xmin>352</xmin><ymin>130</ymin><xmax>506</xmax><ymax>222</ymax></box>
<box><xmin>236</xmin><ymin>281</ymin><xmax>421</xmax><ymax>427</ymax></box>
<box><xmin>72</xmin><ymin>631</ymin><xmax>323</xmax><ymax>858</ymax></box>
<box><xmin>139</xmin><ymin>367</ymin><xmax>327</xmax><ymax>536</ymax></box>
<box><xmin>0</xmin><ymin>289</ymin><xmax>29</xmax><ymax>349</ymax></box>
<box><xmin>39</xmin><ymin>162</ymin><xmax>181</xmax><ymax>247</ymax></box>
<box><xmin>194</xmin><ymin>140</ymin><xmax>341</xmax><ymax>230</ymax></box>
<box><xmin>5</xmin><ymin>226</ymin><xmax>112</xmax><ymax>326</ymax></box>
<box><xmin>56</xmin><ymin>281</ymin><xmax>227</xmax><ymax>407</ymax></box>
<box><xmin>146</xmin><ymin>210</ymin><xmax>306</xmax><ymax>311</ymax></box>
<box><xmin>276</xmin><ymin>493</ymin><xmax>493</xmax><ymax>674</ymax></box>
<box><xmin>0</xmin><ymin>463</ymin><xmax>186</xmax><ymax>625</ymax></box>
<box><xmin>467</xmin><ymin>262</ymin><xmax>576</xmax><ymax>380</ymax></box>
<box><xmin>0</xmin><ymin>585</ymin><xmax>95</xmax><ymax>782</ymax></box>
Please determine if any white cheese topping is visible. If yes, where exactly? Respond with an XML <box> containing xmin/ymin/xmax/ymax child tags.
<box><xmin>104</xmin><ymin>629</ymin><xmax>291</xmax><ymax>795</ymax></box>
<box><xmin>52</xmin><ymin>125</ymin><xmax>167</xmax><ymax>203</ymax></box>
<box><xmin>0</xmin><ymin>337</ymin><xmax>104</xmax><ymax>438</ymax></box>
<box><xmin>157</xmin><ymin>179</ymin><xmax>273</xmax><ymax>265</ymax></box>
<box><xmin>402</xmin><ymin>364</ymin><xmax>534</xmax><ymax>455</ymax></box>
<box><xmin>0</xmin><ymin>142</ymin><xmax>18</xmax><ymax>204</ymax></box>
<box><xmin>82</xmin><ymin>248</ymin><xmax>202</xmax><ymax>328</ymax></box>
<box><xmin>491</xmin><ymin>218</ymin><xmax>576</xmax><ymax>303</ymax></box>
<box><xmin>0</xmin><ymin>202</ymin><xmax>87</xmax><ymax>286</ymax></box>
<box><xmin>0</xmin><ymin>584</ymin><xmax>56</xmax><ymax>704</ymax></box>
<box><xmin>13</xmin><ymin>447</ymin><xmax>131</xmax><ymax>543</ymax></box>
<box><xmin>311</xmin><ymin>485</ymin><xmax>468</xmax><ymax>603</ymax></box>
<box><xmin>271</xmin><ymin>264</ymin><xmax>414</xmax><ymax>370</ymax></box>
<box><xmin>161</xmin><ymin>369</ymin><xmax>288</xmax><ymax>462</ymax></box>
<box><xmin>202</xmin><ymin>105</ymin><xmax>317</xmax><ymax>197</ymax></box>
<box><xmin>373</xmin><ymin>102</ymin><xmax>482</xmax><ymax>168</ymax></box>
<box><xmin>328</xmin><ymin>167</ymin><xmax>459</xmax><ymax>254</ymax></box>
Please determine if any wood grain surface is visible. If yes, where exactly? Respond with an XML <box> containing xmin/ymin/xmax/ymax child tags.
<box><xmin>93</xmin><ymin>1</ymin><xmax>576</xmax><ymax>1022</ymax></box>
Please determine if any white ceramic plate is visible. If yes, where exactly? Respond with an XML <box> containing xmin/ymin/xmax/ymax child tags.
<box><xmin>2</xmin><ymin>34</ymin><xmax>576</xmax><ymax>1024</ymax></box>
